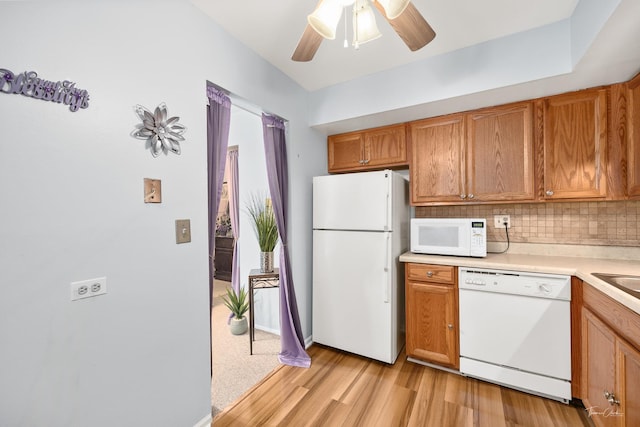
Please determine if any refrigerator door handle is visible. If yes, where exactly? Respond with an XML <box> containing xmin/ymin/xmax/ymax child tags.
<box><xmin>384</xmin><ymin>176</ymin><xmax>390</xmax><ymax>231</ymax></box>
<box><xmin>384</xmin><ymin>233</ymin><xmax>391</xmax><ymax>303</ymax></box>
<box><xmin>385</xmin><ymin>192</ymin><xmax>390</xmax><ymax>231</ymax></box>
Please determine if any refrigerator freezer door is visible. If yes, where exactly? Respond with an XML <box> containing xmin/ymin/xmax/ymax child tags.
<box><xmin>313</xmin><ymin>229</ymin><xmax>399</xmax><ymax>364</ymax></box>
<box><xmin>313</xmin><ymin>170</ymin><xmax>391</xmax><ymax>231</ymax></box>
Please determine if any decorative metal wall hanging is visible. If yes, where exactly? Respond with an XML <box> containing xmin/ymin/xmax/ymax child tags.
<box><xmin>0</xmin><ymin>68</ymin><xmax>90</xmax><ymax>112</ymax></box>
<box><xmin>131</xmin><ymin>103</ymin><xmax>186</xmax><ymax>157</ymax></box>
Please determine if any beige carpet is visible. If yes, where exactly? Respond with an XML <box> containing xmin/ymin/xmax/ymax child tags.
<box><xmin>211</xmin><ymin>280</ymin><xmax>281</xmax><ymax>418</ymax></box>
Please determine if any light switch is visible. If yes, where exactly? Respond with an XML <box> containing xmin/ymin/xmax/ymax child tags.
<box><xmin>144</xmin><ymin>178</ymin><xmax>162</xmax><ymax>203</ymax></box>
<box><xmin>175</xmin><ymin>219</ymin><xmax>191</xmax><ymax>244</ymax></box>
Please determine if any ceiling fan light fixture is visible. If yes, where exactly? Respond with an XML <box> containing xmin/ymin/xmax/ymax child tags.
<box><xmin>376</xmin><ymin>0</ymin><xmax>410</xmax><ymax>19</ymax></box>
<box><xmin>307</xmin><ymin>0</ymin><xmax>344</xmax><ymax>40</ymax></box>
<box><xmin>353</xmin><ymin>0</ymin><xmax>381</xmax><ymax>47</ymax></box>
<box><xmin>292</xmin><ymin>0</ymin><xmax>435</xmax><ymax>61</ymax></box>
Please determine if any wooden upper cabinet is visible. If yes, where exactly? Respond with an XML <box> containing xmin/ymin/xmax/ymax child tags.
<box><xmin>542</xmin><ymin>89</ymin><xmax>608</xmax><ymax>200</ymax></box>
<box><xmin>363</xmin><ymin>124</ymin><xmax>408</xmax><ymax>168</ymax></box>
<box><xmin>410</xmin><ymin>102</ymin><xmax>534</xmax><ymax>205</ymax></box>
<box><xmin>327</xmin><ymin>124</ymin><xmax>407</xmax><ymax>173</ymax></box>
<box><xmin>627</xmin><ymin>74</ymin><xmax>640</xmax><ymax>198</ymax></box>
<box><xmin>466</xmin><ymin>102</ymin><xmax>535</xmax><ymax>202</ymax></box>
<box><xmin>330</xmin><ymin>80</ymin><xmax>639</xmax><ymax>202</ymax></box>
<box><xmin>327</xmin><ymin>132</ymin><xmax>364</xmax><ymax>172</ymax></box>
<box><xmin>409</xmin><ymin>114</ymin><xmax>465</xmax><ymax>204</ymax></box>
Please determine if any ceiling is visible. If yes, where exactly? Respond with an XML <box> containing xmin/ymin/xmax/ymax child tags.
<box><xmin>191</xmin><ymin>0</ymin><xmax>580</xmax><ymax>92</ymax></box>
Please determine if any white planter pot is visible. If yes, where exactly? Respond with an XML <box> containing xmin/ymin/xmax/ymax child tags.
<box><xmin>229</xmin><ymin>316</ymin><xmax>248</xmax><ymax>335</ymax></box>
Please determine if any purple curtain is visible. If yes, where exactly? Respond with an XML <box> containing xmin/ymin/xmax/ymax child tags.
<box><xmin>207</xmin><ymin>86</ymin><xmax>231</xmax><ymax>307</ymax></box>
<box><xmin>261</xmin><ymin>114</ymin><xmax>311</xmax><ymax>368</ymax></box>
<box><xmin>227</xmin><ymin>147</ymin><xmax>240</xmax><ymax>295</ymax></box>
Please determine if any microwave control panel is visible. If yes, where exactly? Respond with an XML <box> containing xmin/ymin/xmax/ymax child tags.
<box><xmin>470</xmin><ymin>221</ymin><xmax>486</xmax><ymax>256</ymax></box>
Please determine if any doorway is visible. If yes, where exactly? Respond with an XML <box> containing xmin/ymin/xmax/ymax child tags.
<box><xmin>209</xmin><ymin>107</ymin><xmax>281</xmax><ymax>418</ymax></box>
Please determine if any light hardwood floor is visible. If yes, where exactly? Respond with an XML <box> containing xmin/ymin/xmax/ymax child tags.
<box><xmin>213</xmin><ymin>345</ymin><xmax>594</xmax><ymax>427</ymax></box>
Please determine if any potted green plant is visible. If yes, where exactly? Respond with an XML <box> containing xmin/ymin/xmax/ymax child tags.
<box><xmin>222</xmin><ymin>286</ymin><xmax>249</xmax><ymax>335</ymax></box>
<box><xmin>246</xmin><ymin>193</ymin><xmax>278</xmax><ymax>272</ymax></box>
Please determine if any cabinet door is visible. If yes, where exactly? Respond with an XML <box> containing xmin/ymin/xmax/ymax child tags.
<box><xmin>627</xmin><ymin>75</ymin><xmax>640</xmax><ymax>198</ymax></box>
<box><xmin>364</xmin><ymin>124</ymin><xmax>408</xmax><ymax>168</ymax></box>
<box><xmin>466</xmin><ymin>102</ymin><xmax>535</xmax><ymax>201</ymax></box>
<box><xmin>582</xmin><ymin>308</ymin><xmax>621</xmax><ymax>427</ymax></box>
<box><xmin>406</xmin><ymin>280</ymin><xmax>458</xmax><ymax>369</ymax></box>
<box><xmin>543</xmin><ymin>89</ymin><xmax>608</xmax><ymax>199</ymax></box>
<box><xmin>618</xmin><ymin>339</ymin><xmax>640</xmax><ymax>427</ymax></box>
<box><xmin>328</xmin><ymin>132</ymin><xmax>364</xmax><ymax>172</ymax></box>
<box><xmin>409</xmin><ymin>114</ymin><xmax>465</xmax><ymax>204</ymax></box>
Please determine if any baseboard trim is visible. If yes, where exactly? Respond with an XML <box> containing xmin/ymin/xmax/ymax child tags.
<box><xmin>254</xmin><ymin>324</ymin><xmax>280</xmax><ymax>335</ymax></box>
<box><xmin>305</xmin><ymin>336</ymin><xmax>313</xmax><ymax>349</ymax></box>
<box><xmin>194</xmin><ymin>413</ymin><xmax>212</xmax><ymax>427</ymax></box>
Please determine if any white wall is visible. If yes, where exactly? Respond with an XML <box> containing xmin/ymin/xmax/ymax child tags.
<box><xmin>308</xmin><ymin>20</ymin><xmax>573</xmax><ymax>129</ymax></box>
<box><xmin>0</xmin><ymin>2</ymin><xmax>326</xmax><ymax>426</ymax></box>
<box><xmin>570</xmin><ymin>0</ymin><xmax>620</xmax><ymax>66</ymax></box>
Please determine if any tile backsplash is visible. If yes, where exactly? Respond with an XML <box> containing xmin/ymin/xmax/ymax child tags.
<box><xmin>416</xmin><ymin>201</ymin><xmax>640</xmax><ymax>247</ymax></box>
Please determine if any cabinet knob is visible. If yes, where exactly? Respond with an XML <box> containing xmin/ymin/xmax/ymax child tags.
<box><xmin>460</xmin><ymin>194</ymin><xmax>467</xmax><ymax>199</ymax></box>
<box><xmin>447</xmin><ymin>324</ymin><xmax>453</xmax><ymax>330</ymax></box>
<box><xmin>468</xmin><ymin>194</ymin><xmax>474</xmax><ymax>199</ymax></box>
<box><xmin>426</xmin><ymin>271</ymin><xmax>434</xmax><ymax>278</ymax></box>
<box><xmin>545</xmin><ymin>190</ymin><xmax>554</xmax><ymax>196</ymax></box>
<box><xmin>363</xmin><ymin>159</ymin><xmax>370</xmax><ymax>165</ymax></box>
<box><xmin>604</xmin><ymin>390</ymin><xmax>620</xmax><ymax>406</ymax></box>
<box><xmin>358</xmin><ymin>160</ymin><xmax>365</xmax><ymax>165</ymax></box>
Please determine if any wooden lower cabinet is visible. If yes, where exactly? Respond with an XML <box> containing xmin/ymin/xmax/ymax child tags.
<box><xmin>582</xmin><ymin>308</ymin><xmax>621</xmax><ymax>427</ymax></box>
<box><xmin>405</xmin><ymin>263</ymin><xmax>459</xmax><ymax>369</ymax></box>
<box><xmin>618</xmin><ymin>339</ymin><xmax>640</xmax><ymax>427</ymax></box>
<box><xmin>581</xmin><ymin>287</ymin><xmax>640</xmax><ymax>427</ymax></box>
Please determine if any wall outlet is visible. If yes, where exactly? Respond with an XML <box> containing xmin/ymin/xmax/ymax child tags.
<box><xmin>493</xmin><ymin>215</ymin><xmax>511</xmax><ymax>229</ymax></box>
<box><xmin>71</xmin><ymin>277</ymin><xmax>107</xmax><ymax>301</ymax></box>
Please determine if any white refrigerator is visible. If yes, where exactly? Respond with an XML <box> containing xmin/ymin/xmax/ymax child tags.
<box><xmin>312</xmin><ymin>169</ymin><xmax>409</xmax><ymax>364</ymax></box>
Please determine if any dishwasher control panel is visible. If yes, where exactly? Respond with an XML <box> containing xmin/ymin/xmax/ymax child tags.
<box><xmin>459</xmin><ymin>267</ymin><xmax>571</xmax><ymax>300</ymax></box>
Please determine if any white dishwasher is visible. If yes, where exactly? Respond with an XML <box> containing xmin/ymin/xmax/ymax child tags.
<box><xmin>459</xmin><ymin>267</ymin><xmax>571</xmax><ymax>403</ymax></box>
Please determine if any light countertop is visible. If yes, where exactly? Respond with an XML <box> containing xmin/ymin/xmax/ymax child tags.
<box><xmin>399</xmin><ymin>251</ymin><xmax>640</xmax><ymax>314</ymax></box>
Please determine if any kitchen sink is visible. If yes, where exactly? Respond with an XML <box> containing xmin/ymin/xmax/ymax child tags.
<box><xmin>592</xmin><ymin>272</ymin><xmax>640</xmax><ymax>298</ymax></box>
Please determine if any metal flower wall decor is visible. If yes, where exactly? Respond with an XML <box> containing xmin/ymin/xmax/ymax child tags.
<box><xmin>131</xmin><ymin>102</ymin><xmax>186</xmax><ymax>157</ymax></box>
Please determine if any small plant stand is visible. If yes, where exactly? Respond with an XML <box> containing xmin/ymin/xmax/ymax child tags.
<box><xmin>248</xmin><ymin>268</ymin><xmax>279</xmax><ymax>355</ymax></box>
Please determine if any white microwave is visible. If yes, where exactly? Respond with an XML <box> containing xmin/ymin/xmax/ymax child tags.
<box><xmin>410</xmin><ymin>218</ymin><xmax>487</xmax><ymax>257</ymax></box>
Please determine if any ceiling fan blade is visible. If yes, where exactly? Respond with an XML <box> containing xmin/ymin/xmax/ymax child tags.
<box><xmin>375</xmin><ymin>1</ymin><xmax>436</xmax><ymax>51</ymax></box>
<box><xmin>292</xmin><ymin>24</ymin><xmax>324</xmax><ymax>62</ymax></box>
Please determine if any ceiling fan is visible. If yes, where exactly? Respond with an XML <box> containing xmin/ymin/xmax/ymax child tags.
<box><xmin>292</xmin><ymin>0</ymin><xmax>436</xmax><ymax>62</ymax></box>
